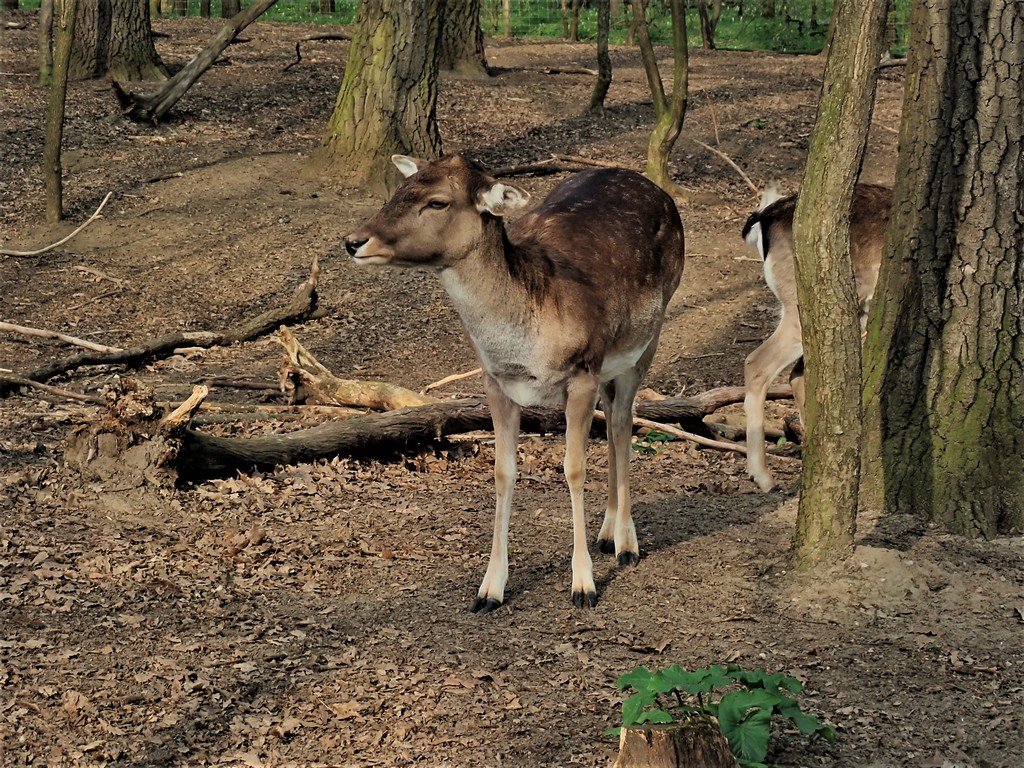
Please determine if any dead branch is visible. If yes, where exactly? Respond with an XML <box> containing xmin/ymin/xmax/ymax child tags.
<box><xmin>691</xmin><ymin>139</ymin><xmax>760</xmax><ymax>198</ymax></box>
<box><xmin>549</xmin><ymin>153</ymin><xmax>640</xmax><ymax>171</ymax></box>
<box><xmin>159</xmin><ymin>385</ymin><xmax>209</xmax><ymax>428</ymax></box>
<box><xmin>0</xmin><ymin>321</ymin><xmax>124</xmax><ymax>354</ymax></box>
<box><xmin>277</xmin><ymin>327</ymin><xmax>435</xmax><ymax>410</ymax></box>
<box><xmin>421</xmin><ymin>368</ymin><xmax>483</xmax><ymax>393</ymax></box>
<box><xmin>631</xmin><ymin>415</ymin><xmax>748</xmax><ymax>454</ymax></box>
<box><xmin>0</xmin><ymin>257</ymin><xmax>319</xmax><ymax>398</ymax></box>
<box><xmin>490</xmin><ymin>160</ymin><xmax>575</xmax><ymax>178</ymax></box>
<box><xmin>204</xmin><ymin>377</ymin><xmax>281</xmax><ymax>393</ymax></box>
<box><xmin>540</xmin><ymin>66</ymin><xmax>598</xmax><ymax>76</ymax></box>
<box><xmin>0</xmin><ymin>192</ymin><xmax>113</xmax><ymax>257</ymax></box>
<box><xmin>0</xmin><ymin>375</ymin><xmax>105</xmax><ymax>405</ymax></box>
<box><xmin>74</xmin><ymin>265</ymin><xmax>127</xmax><ymax>286</ymax></box>
<box><xmin>112</xmin><ymin>0</ymin><xmax>279</xmax><ymax>123</ymax></box>
<box><xmin>283</xmin><ymin>33</ymin><xmax>349</xmax><ymax>71</ymax></box>
<box><xmin>878</xmin><ymin>57</ymin><xmax>907</xmax><ymax>69</ymax></box>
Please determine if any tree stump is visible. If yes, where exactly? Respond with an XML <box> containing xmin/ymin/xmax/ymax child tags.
<box><xmin>613</xmin><ymin>718</ymin><xmax>738</xmax><ymax>768</ymax></box>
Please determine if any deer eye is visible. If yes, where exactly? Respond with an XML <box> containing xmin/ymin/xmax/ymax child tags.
<box><xmin>425</xmin><ymin>199</ymin><xmax>450</xmax><ymax>211</ymax></box>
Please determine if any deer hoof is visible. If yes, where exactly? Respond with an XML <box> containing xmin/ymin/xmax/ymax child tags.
<box><xmin>597</xmin><ymin>538</ymin><xmax>615</xmax><ymax>555</ymax></box>
<box><xmin>572</xmin><ymin>589</ymin><xmax>598</xmax><ymax>609</ymax></box>
<box><xmin>617</xmin><ymin>551</ymin><xmax>640</xmax><ymax>567</ymax></box>
<box><xmin>471</xmin><ymin>596</ymin><xmax>503</xmax><ymax>614</ymax></box>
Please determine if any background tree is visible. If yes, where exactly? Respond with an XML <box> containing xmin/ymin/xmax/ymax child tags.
<box><xmin>696</xmin><ymin>0</ymin><xmax>722</xmax><ymax>49</ymax></box>
<box><xmin>862</xmin><ymin>0</ymin><xmax>1024</xmax><ymax>537</ymax></box>
<box><xmin>68</xmin><ymin>0</ymin><xmax>168</xmax><ymax>81</ymax></box>
<box><xmin>222</xmin><ymin>0</ymin><xmax>241</xmax><ymax>17</ymax></box>
<box><xmin>311</xmin><ymin>0</ymin><xmax>447</xmax><ymax>193</ymax></box>
<box><xmin>568</xmin><ymin>0</ymin><xmax>581</xmax><ymax>41</ymax></box>
<box><xmin>790</xmin><ymin>0</ymin><xmax>887</xmax><ymax>568</ymax></box>
<box><xmin>38</xmin><ymin>0</ymin><xmax>54</xmax><ymax>84</ymax></box>
<box><xmin>440</xmin><ymin>0</ymin><xmax>488</xmax><ymax>78</ymax></box>
<box><xmin>634</xmin><ymin>0</ymin><xmax>687</xmax><ymax>198</ymax></box>
<box><xmin>588</xmin><ymin>0</ymin><xmax>611</xmax><ymax>112</ymax></box>
<box><xmin>3</xmin><ymin>0</ymin><xmax>19</xmax><ymax>11</ymax></box>
<box><xmin>502</xmin><ymin>0</ymin><xmax>510</xmax><ymax>38</ymax></box>
<box><xmin>44</xmin><ymin>0</ymin><xmax>77</xmax><ymax>223</ymax></box>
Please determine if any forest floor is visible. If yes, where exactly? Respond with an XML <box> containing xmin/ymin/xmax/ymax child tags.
<box><xmin>2</xmin><ymin>14</ymin><xmax>1023</xmax><ymax>768</ymax></box>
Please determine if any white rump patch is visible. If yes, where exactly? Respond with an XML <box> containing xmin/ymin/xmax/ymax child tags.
<box><xmin>476</xmin><ymin>182</ymin><xmax>531</xmax><ymax>216</ymax></box>
<box><xmin>745</xmin><ymin>184</ymin><xmax>785</xmax><ymax>259</ymax></box>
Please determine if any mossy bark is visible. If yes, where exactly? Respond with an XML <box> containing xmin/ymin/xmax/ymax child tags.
<box><xmin>861</xmin><ymin>0</ymin><xmax>1024</xmax><ymax>536</ymax></box>
<box><xmin>440</xmin><ymin>0</ymin><xmax>488</xmax><ymax>78</ymax></box>
<box><xmin>790</xmin><ymin>0</ymin><xmax>887</xmax><ymax>568</ymax></box>
<box><xmin>311</xmin><ymin>0</ymin><xmax>446</xmax><ymax>193</ymax></box>
<box><xmin>69</xmin><ymin>0</ymin><xmax>168</xmax><ymax>82</ymax></box>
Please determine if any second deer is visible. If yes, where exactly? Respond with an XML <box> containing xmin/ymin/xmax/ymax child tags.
<box><xmin>741</xmin><ymin>183</ymin><xmax>892</xmax><ymax>491</ymax></box>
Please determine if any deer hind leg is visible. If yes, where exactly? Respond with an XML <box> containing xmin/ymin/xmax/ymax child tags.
<box><xmin>564</xmin><ymin>371</ymin><xmax>600</xmax><ymax>608</ymax></box>
<box><xmin>744</xmin><ymin>313</ymin><xmax>803</xmax><ymax>492</ymax></box>
<box><xmin>789</xmin><ymin>357</ymin><xmax>806</xmax><ymax>425</ymax></box>
<box><xmin>597</xmin><ymin>382</ymin><xmax>618</xmax><ymax>555</ymax></box>
<box><xmin>602</xmin><ymin>370</ymin><xmax>642</xmax><ymax>566</ymax></box>
<box><xmin>472</xmin><ymin>375</ymin><xmax>521</xmax><ymax>614</ymax></box>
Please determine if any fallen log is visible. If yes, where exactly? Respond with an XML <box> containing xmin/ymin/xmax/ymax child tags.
<box><xmin>0</xmin><ymin>257</ymin><xmax>319</xmax><ymax>397</ymax></box>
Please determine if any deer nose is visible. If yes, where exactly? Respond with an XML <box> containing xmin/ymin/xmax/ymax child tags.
<box><xmin>344</xmin><ymin>235</ymin><xmax>369</xmax><ymax>257</ymax></box>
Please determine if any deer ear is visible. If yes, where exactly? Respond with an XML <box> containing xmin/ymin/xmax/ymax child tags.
<box><xmin>476</xmin><ymin>182</ymin><xmax>531</xmax><ymax>216</ymax></box>
<box><xmin>392</xmin><ymin>155</ymin><xmax>425</xmax><ymax>179</ymax></box>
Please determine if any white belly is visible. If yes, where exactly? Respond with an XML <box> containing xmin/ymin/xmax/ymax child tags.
<box><xmin>600</xmin><ymin>341</ymin><xmax>650</xmax><ymax>381</ymax></box>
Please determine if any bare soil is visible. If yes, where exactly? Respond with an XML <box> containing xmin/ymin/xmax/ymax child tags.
<box><xmin>1</xmin><ymin>15</ymin><xmax>1022</xmax><ymax>768</ymax></box>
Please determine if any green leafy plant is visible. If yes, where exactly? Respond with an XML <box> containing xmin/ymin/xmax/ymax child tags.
<box><xmin>608</xmin><ymin>664</ymin><xmax>835</xmax><ymax>768</ymax></box>
<box><xmin>632</xmin><ymin>429</ymin><xmax>672</xmax><ymax>455</ymax></box>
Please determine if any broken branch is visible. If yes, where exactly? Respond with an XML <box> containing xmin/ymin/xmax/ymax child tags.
<box><xmin>691</xmin><ymin>139</ymin><xmax>760</xmax><ymax>198</ymax></box>
<box><xmin>0</xmin><ymin>321</ymin><xmax>124</xmax><ymax>354</ymax></box>
<box><xmin>0</xmin><ymin>192</ymin><xmax>113</xmax><ymax>257</ymax></box>
<box><xmin>421</xmin><ymin>368</ymin><xmax>483</xmax><ymax>394</ymax></box>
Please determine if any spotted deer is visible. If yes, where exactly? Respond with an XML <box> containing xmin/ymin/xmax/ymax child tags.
<box><xmin>344</xmin><ymin>155</ymin><xmax>685</xmax><ymax>611</ymax></box>
<box><xmin>740</xmin><ymin>183</ymin><xmax>891</xmax><ymax>492</ymax></box>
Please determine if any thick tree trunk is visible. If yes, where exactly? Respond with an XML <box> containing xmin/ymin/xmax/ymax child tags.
<box><xmin>861</xmin><ymin>0</ymin><xmax>1024</xmax><ymax>537</ymax></box>
<box><xmin>70</xmin><ymin>0</ymin><xmax>168</xmax><ymax>82</ymax></box>
<box><xmin>588</xmin><ymin>0</ymin><xmax>611</xmax><ymax>112</ymax></box>
<box><xmin>440</xmin><ymin>0</ymin><xmax>488</xmax><ymax>78</ymax></box>
<box><xmin>636</xmin><ymin>0</ymin><xmax>688</xmax><ymax>199</ymax></box>
<box><xmin>221</xmin><ymin>0</ymin><xmax>240</xmax><ymax>17</ymax></box>
<box><xmin>44</xmin><ymin>0</ymin><xmax>77</xmax><ymax>224</ymax></box>
<box><xmin>790</xmin><ymin>0</ymin><xmax>887</xmax><ymax>568</ymax></box>
<box><xmin>311</xmin><ymin>0</ymin><xmax>446</xmax><ymax>193</ymax></box>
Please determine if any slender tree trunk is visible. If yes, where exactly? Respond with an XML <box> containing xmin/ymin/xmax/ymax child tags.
<box><xmin>200</xmin><ymin>0</ymin><xmax>210</xmax><ymax>16</ymax></box>
<box><xmin>635</xmin><ymin>0</ymin><xmax>687</xmax><ymax>199</ymax></box>
<box><xmin>626</xmin><ymin>0</ymin><xmax>641</xmax><ymax>45</ymax></box>
<box><xmin>440</xmin><ymin>0</ymin><xmax>488</xmax><ymax>78</ymax></box>
<box><xmin>588</xmin><ymin>0</ymin><xmax>611</xmax><ymax>112</ymax></box>
<box><xmin>790</xmin><ymin>0</ymin><xmax>887</xmax><ymax>568</ymax></box>
<box><xmin>561</xmin><ymin>0</ymin><xmax>569</xmax><ymax>38</ymax></box>
<box><xmin>311</xmin><ymin>0</ymin><xmax>446</xmax><ymax>194</ymax></box>
<box><xmin>502</xmin><ymin>0</ymin><xmax>510</xmax><ymax>38</ymax></box>
<box><xmin>70</xmin><ymin>0</ymin><xmax>168</xmax><ymax>82</ymax></box>
<box><xmin>174</xmin><ymin>0</ymin><xmax>188</xmax><ymax>16</ymax></box>
<box><xmin>697</xmin><ymin>0</ymin><xmax>718</xmax><ymax>49</ymax></box>
<box><xmin>761</xmin><ymin>0</ymin><xmax>775</xmax><ymax>18</ymax></box>
<box><xmin>38</xmin><ymin>0</ymin><xmax>54</xmax><ymax>84</ymax></box>
<box><xmin>861</xmin><ymin>0</ymin><xmax>1024</xmax><ymax>537</ymax></box>
<box><xmin>221</xmin><ymin>0</ymin><xmax>240</xmax><ymax>17</ymax></box>
<box><xmin>44</xmin><ymin>0</ymin><xmax>77</xmax><ymax>224</ymax></box>
<box><xmin>568</xmin><ymin>0</ymin><xmax>581</xmax><ymax>41</ymax></box>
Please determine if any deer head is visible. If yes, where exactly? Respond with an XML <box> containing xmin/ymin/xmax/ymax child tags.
<box><xmin>343</xmin><ymin>155</ymin><xmax>530</xmax><ymax>268</ymax></box>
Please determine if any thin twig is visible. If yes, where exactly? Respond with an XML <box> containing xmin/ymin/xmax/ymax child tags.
<box><xmin>0</xmin><ymin>375</ymin><xmax>105</xmax><ymax>405</ymax></box>
<box><xmin>0</xmin><ymin>321</ymin><xmax>124</xmax><ymax>354</ymax></box>
<box><xmin>421</xmin><ymin>368</ymin><xmax>483</xmax><ymax>394</ymax></box>
<box><xmin>73</xmin><ymin>265</ymin><xmax>127</xmax><ymax>286</ymax></box>
<box><xmin>691</xmin><ymin>139</ymin><xmax>760</xmax><ymax>198</ymax></box>
<box><xmin>631</xmin><ymin>415</ymin><xmax>751</xmax><ymax>455</ymax></box>
<box><xmin>283</xmin><ymin>33</ymin><xmax>349</xmax><ymax>71</ymax></box>
<box><xmin>0</xmin><ymin>192</ymin><xmax>113</xmax><ymax>257</ymax></box>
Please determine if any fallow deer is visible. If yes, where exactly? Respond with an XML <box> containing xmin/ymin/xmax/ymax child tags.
<box><xmin>741</xmin><ymin>183</ymin><xmax>891</xmax><ymax>492</ymax></box>
<box><xmin>344</xmin><ymin>155</ymin><xmax>685</xmax><ymax>611</ymax></box>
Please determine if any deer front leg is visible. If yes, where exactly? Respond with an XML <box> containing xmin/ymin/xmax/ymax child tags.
<box><xmin>744</xmin><ymin>314</ymin><xmax>803</xmax><ymax>492</ymax></box>
<box><xmin>472</xmin><ymin>375</ymin><xmax>521</xmax><ymax>614</ymax></box>
<box><xmin>565</xmin><ymin>372</ymin><xmax>600</xmax><ymax>608</ymax></box>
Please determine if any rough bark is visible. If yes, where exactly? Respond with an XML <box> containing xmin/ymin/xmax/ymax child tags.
<box><xmin>311</xmin><ymin>0</ymin><xmax>446</xmax><ymax>193</ymax></box>
<box><xmin>112</xmin><ymin>0</ymin><xmax>278</xmax><ymax>122</ymax></box>
<box><xmin>44</xmin><ymin>0</ymin><xmax>76</xmax><ymax>224</ymax></box>
<box><xmin>861</xmin><ymin>0</ymin><xmax>1024</xmax><ymax>536</ymax></box>
<box><xmin>790</xmin><ymin>0</ymin><xmax>887</xmax><ymax>568</ymax></box>
<box><xmin>69</xmin><ymin>0</ymin><xmax>168</xmax><ymax>82</ymax></box>
<box><xmin>635</xmin><ymin>0</ymin><xmax>688</xmax><ymax>198</ymax></box>
<box><xmin>588</xmin><ymin>0</ymin><xmax>611</xmax><ymax>112</ymax></box>
<box><xmin>613</xmin><ymin>721</ymin><xmax>738</xmax><ymax>768</ymax></box>
<box><xmin>440</xmin><ymin>0</ymin><xmax>488</xmax><ymax>78</ymax></box>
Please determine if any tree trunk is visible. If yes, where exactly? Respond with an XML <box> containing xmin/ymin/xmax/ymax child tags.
<box><xmin>697</xmin><ymin>0</ymin><xmax>716</xmax><ymax>49</ymax></box>
<box><xmin>311</xmin><ymin>0</ymin><xmax>446</xmax><ymax>194</ymax></box>
<box><xmin>70</xmin><ymin>0</ymin><xmax>168</xmax><ymax>82</ymax></box>
<box><xmin>635</xmin><ymin>0</ymin><xmax>688</xmax><ymax>199</ymax></box>
<box><xmin>44</xmin><ymin>0</ymin><xmax>76</xmax><ymax>224</ymax></box>
<box><xmin>561</xmin><ymin>0</ymin><xmax>568</xmax><ymax>38</ymax></box>
<box><xmin>200</xmin><ymin>0</ymin><xmax>210</xmax><ymax>16</ymax></box>
<box><xmin>568</xmin><ymin>0</ymin><xmax>581</xmax><ymax>41</ymax></box>
<box><xmin>588</xmin><ymin>0</ymin><xmax>611</xmax><ymax>112</ymax></box>
<box><xmin>221</xmin><ymin>0</ymin><xmax>240</xmax><ymax>17</ymax></box>
<box><xmin>790</xmin><ymin>0</ymin><xmax>887</xmax><ymax>568</ymax></box>
<box><xmin>3</xmin><ymin>0</ymin><xmax>19</xmax><ymax>10</ymax></box>
<box><xmin>38</xmin><ymin>0</ymin><xmax>54</xmax><ymax>84</ymax></box>
<box><xmin>761</xmin><ymin>0</ymin><xmax>775</xmax><ymax>18</ymax></box>
<box><xmin>502</xmin><ymin>0</ymin><xmax>510</xmax><ymax>38</ymax></box>
<box><xmin>861</xmin><ymin>0</ymin><xmax>1024</xmax><ymax>537</ymax></box>
<box><xmin>174</xmin><ymin>0</ymin><xmax>188</xmax><ymax>16</ymax></box>
<box><xmin>440</xmin><ymin>0</ymin><xmax>488</xmax><ymax>78</ymax></box>
<box><xmin>312</xmin><ymin>0</ymin><xmax>336</xmax><ymax>11</ymax></box>
<box><xmin>613</xmin><ymin>721</ymin><xmax>738</xmax><ymax>768</ymax></box>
